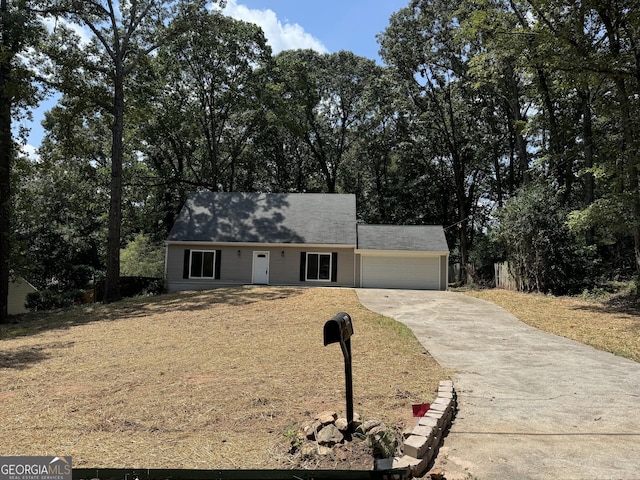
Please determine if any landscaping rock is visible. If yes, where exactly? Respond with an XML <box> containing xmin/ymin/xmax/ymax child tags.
<box><xmin>427</xmin><ymin>467</ymin><xmax>446</xmax><ymax>480</ymax></box>
<box><xmin>363</xmin><ymin>419</ymin><xmax>381</xmax><ymax>432</ymax></box>
<box><xmin>302</xmin><ymin>419</ymin><xmax>321</xmax><ymax>439</ymax></box>
<box><xmin>317</xmin><ymin>411</ymin><xmax>337</xmax><ymax>425</ymax></box>
<box><xmin>318</xmin><ymin>446</ymin><xmax>334</xmax><ymax>456</ymax></box>
<box><xmin>335</xmin><ymin>417</ymin><xmax>349</xmax><ymax>431</ymax></box>
<box><xmin>316</xmin><ymin>423</ymin><xmax>344</xmax><ymax>446</ymax></box>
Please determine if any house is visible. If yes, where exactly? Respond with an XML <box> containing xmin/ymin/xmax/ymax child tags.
<box><xmin>8</xmin><ymin>277</ymin><xmax>37</xmax><ymax>315</ymax></box>
<box><xmin>165</xmin><ymin>192</ymin><xmax>449</xmax><ymax>291</ymax></box>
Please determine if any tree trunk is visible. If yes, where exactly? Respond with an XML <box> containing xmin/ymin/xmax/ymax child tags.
<box><xmin>505</xmin><ymin>66</ymin><xmax>529</xmax><ymax>186</ymax></box>
<box><xmin>0</xmin><ymin>0</ymin><xmax>12</xmax><ymax>323</ymax></box>
<box><xmin>0</xmin><ymin>81</ymin><xmax>10</xmax><ymax>324</ymax></box>
<box><xmin>103</xmin><ymin>74</ymin><xmax>125</xmax><ymax>303</ymax></box>
<box><xmin>578</xmin><ymin>88</ymin><xmax>596</xmax><ymax>244</ymax></box>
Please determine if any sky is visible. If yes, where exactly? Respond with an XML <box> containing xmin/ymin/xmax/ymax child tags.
<box><xmin>20</xmin><ymin>0</ymin><xmax>410</xmax><ymax>154</ymax></box>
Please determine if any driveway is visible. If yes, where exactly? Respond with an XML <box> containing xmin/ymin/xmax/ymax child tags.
<box><xmin>356</xmin><ymin>289</ymin><xmax>640</xmax><ymax>480</ymax></box>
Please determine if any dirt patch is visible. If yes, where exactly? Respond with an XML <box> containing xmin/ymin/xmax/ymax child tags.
<box><xmin>0</xmin><ymin>287</ymin><xmax>449</xmax><ymax>469</ymax></box>
<box><xmin>463</xmin><ymin>288</ymin><xmax>640</xmax><ymax>363</ymax></box>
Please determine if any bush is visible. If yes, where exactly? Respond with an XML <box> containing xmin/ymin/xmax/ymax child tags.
<box><xmin>26</xmin><ymin>289</ymin><xmax>86</xmax><ymax>312</ymax></box>
<box><xmin>493</xmin><ymin>182</ymin><xmax>598</xmax><ymax>295</ymax></box>
<box><xmin>93</xmin><ymin>276</ymin><xmax>165</xmax><ymax>301</ymax></box>
<box><xmin>120</xmin><ymin>234</ymin><xmax>165</xmax><ymax>277</ymax></box>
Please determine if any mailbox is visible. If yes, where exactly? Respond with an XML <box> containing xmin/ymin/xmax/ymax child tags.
<box><xmin>323</xmin><ymin>312</ymin><xmax>355</xmax><ymax>432</ymax></box>
<box><xmin>323</xmin><ymin>312</ymin><xmax>353</xmax><ymax>346</ymax></box>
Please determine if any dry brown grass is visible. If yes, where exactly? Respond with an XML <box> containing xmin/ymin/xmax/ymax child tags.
<box><xmin>0</xmin><ymin>287</ymin><xmax>449</xmax><ymax>469</ymax></box>
<box><xmin>462</xmin><ymin>288</ymin><xmax>640</xmax><ymax>363</ymax></box>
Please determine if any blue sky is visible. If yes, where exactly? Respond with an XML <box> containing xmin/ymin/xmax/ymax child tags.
<box><xmin>20</xmin><ymin>0</ymin><xmax>409</xmax><ymax>152</ymax></box>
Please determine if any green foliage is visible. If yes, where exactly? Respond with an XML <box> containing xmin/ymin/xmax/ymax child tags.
<box><xmin>7</xmin><ymin>0</ymin><xmax>640</xmax><ymax>306</ymax></box>
<box><xmin>25</xmin><ymin>289</ymin><xmax>86</xmax><ymax>312</ymax></box>
<box><xmin>366</xmin><ymin>426</ymin><xmax>399</xmax><ymax>459</ymax></box>
<box><xmin>120</xmin><ymin>234</ymin><xmax>164</xmax><ymax>278</ymax></box>
<box><xmin>494</xmin><ymin>182</ymin><xmax>598</xmax><ymax>294</ymax></box>
<box><xmin>283</xmin><ymin>428</ymin><xmax>303</xmax><ymax>454</ymax></box>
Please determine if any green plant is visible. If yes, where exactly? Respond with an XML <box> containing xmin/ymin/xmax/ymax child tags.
<box><xmin>25</xmin><ymin>289</ymin><xmax>86</xmax><ymax>311</ymax></box>
<box><xmin>367</xmin><ymin>427</ymin><xmax>398</xmax><ymax>459</ymax></box>
<box><xmin>283</xmin><ymin>429</ymin><xmax>303</xmax><ymax>454</ymax></box>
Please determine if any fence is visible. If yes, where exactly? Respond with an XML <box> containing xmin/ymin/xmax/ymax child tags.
<box><xmin>494</xmin><ymin>262</ymin><xmax>518</xmax><ymax>290</ymax></box>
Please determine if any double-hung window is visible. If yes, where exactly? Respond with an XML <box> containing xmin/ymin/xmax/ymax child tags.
<box><xmin>306</xmin><ymin>253</ymin><xmax>332</xmax><ymax>281</ymax></box>
<box><xmin>190</xmin><ymin>250</ymin><xmax>216</xmax><ymax>278</ymax></box>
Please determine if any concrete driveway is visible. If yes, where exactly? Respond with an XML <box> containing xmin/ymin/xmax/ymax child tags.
<box><xmin>356</xmin><ymin>289</ymin><xmax>640</xmax><ymax>480</ymax></box>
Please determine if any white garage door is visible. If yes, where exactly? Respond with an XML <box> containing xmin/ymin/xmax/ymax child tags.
<box><xmin>361</xmin><ymin>255</ymin><xmax>440</xmax><ymax>290</ymax></box>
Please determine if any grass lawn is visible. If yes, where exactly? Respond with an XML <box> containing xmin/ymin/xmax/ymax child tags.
<box><xmin>0</xmin><ymin>287</ymin><xmax>449</xmax><ymax>470</ymax></box>
<box><xmin>462</xmin><ymin>287</ymin><xmax>640</xmax><ymax>363</ymax></box>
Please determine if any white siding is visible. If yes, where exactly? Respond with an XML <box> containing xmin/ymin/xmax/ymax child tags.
<box><xmin>361</xmin><ymin>255</ymin><xmax>440</xmax><ymax>290</ymax></box>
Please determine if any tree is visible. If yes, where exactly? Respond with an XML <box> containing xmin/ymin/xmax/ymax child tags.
<box><xmin>273</xmin><ymin>49</ymin><xmax>378</xmax><ymax>193</ymax></box>
<box><xmin>47</xmin><ymin>0</ymin><xmax>223</xmax><ymax>303</ymax></box>
<box><xmin>380</xmin><ymin>0</ymin><xmax>496</xmax><ymax>279</ymax></box>
<box><xmin>495</xmin><ymin>181</ymin><xmax>597</xmax><ymax>294</ymax></box>
<box><xmin>142</xmin><ymin>9</ymin><xmax>271</xmax><ymax>200</ymax></box>
<box><xmin>120</xmin><ymin>233</ymin><xmax>163</xmax><ymax>277</ymax></box>
<box><xmin>0</xmin><ymin>0</ymin><xmax>45</xmax><ymax>323</ymax></box>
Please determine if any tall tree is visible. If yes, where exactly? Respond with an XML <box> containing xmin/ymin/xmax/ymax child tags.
<box><xmin>143</xmin><ymin>9</ymin><xmax>271</xmax><ymax>199</ymax></box>
<box><xmin>0</xmin><ymin>0</ymin><xmax>45</xmax><ymax>322</ymax></box>
<box><xmin>48</xmin><ymin>0</ymin><xmax>222</xmax><ymax>303</ymax></box>
<box><xmin>380</xmin><ymin>0</ymin><xmax>495</xmax><ymax>278</ymax></box>
<box><xmin>273</xmin><ymin>50</ymin><xmax>377</xmax><ymax>193</ymax></box>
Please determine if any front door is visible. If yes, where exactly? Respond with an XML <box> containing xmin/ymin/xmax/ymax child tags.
<box><xmin>252</xmin><ymin>251</ymin><xmax>270</xmax><ymax>284</ymax></box>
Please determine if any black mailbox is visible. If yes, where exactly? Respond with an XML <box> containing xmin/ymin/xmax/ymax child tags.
<box><xmin>323</xmin><ymin>312</ymin><xmax>355</xmax><ymax>432</ymax></box>
<box><xmin>323</xmin><ymin>312</ymin><xmax>353</xmax><ymax>346</ymax></box>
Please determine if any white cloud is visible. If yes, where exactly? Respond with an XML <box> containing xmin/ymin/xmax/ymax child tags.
<box><xmin>42</xmin><ymin>15</ymin><xmax>92</xmax><ymax>46</ymax></box>
<box><xmin>20</xmin><ymin>143</ymin><xmax>40</xmax><ymax>162</ymax></box>
<box><xmin>220</xmin><ymin>0</ymin><xmax>328</xmax><ymax>54</ymax></box>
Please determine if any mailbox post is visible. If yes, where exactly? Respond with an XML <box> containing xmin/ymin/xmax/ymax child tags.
<box><xmin>323</xmin><ymin>312</ymin><xmax>354</xmax><ymax>432</ymax></box>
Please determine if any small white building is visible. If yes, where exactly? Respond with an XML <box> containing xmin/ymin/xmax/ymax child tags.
<box><xmin>8</xmin><ymin>277</ymin><xmax>37</xmax><ymax>315</ymax></box>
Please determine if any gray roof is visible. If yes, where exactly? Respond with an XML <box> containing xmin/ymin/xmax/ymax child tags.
<box><xmin>167</xmin><ymin>192</ymin><xmax>357</xmax><ymax>245</ymax></box>
<box><xmin>357</xmin><ymin>225</ymin><xmax>449</xmax><ymax>252</ymax></box>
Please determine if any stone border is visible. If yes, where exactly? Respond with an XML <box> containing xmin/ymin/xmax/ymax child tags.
<box><xmin>375</xmin><ymin>380</ymin><xmax>457</xmax><ymax>478</ymax></box>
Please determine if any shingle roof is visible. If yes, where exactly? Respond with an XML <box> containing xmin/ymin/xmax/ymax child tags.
<box><xmin>167</xmin><ymin>192</ymin><xmax>357</xmax><ymax>245</ymax></box>
<box><xmin>357</xmin><ymin>225</ymin><xmax>449</xmax><ymax>252</ymax></box>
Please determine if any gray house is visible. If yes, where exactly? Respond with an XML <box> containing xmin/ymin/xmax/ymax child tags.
<box><xmin>165</xmin><ymin>192</ymin><xmax>449</xmax><ymax>291</ymax></box>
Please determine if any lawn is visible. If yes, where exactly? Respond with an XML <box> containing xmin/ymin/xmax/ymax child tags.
<box><xmin>0</xmin><ymin>287</ymin><xmax>449</xmax><ymax>470</ymax></box>
<box><xmin>463</xmin><ymin>287</ymin><xmax>640</xmax><ymax>363</ymax></box>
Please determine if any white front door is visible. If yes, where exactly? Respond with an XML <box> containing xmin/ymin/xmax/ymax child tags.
<box><xmin>252</xmin><ymin>251</ymin><xmax>270</xmax><ymax>284</ymax></box>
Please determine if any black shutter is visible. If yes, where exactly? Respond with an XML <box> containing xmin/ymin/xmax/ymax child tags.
<box><xmin>331</xmin><ymin>252</ymin><xmax>338</xmax><ymax>282</ymax></box>
<box><xmin>300</xmin><ymin>252</ymin><xmax>307</xmax><ymax>281</ymax></box>
<box><xmin>215</xmin><ymin>250</ymin><xmax>222</xmax><ymax>279</ymax></box>
<box><xmin>183</xmin><ymin>249</ymin><xmax>191</xmax><ymax>279</ymax></box>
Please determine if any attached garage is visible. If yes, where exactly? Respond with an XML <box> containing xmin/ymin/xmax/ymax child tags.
<box><xmin>356</xmin><ymin>225</ymin><xmax>449</xmax><ymax>290</ymax></box>
<box><xmin>361</xmin><ymin>254</ymin><xmax>442</xmax><ymax>289</ymax></box>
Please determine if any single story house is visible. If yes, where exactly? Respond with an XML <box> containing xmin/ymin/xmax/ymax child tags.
<box><xmin>8</xmin><ymin>277</ymin><xmax>37</xmax><ymax>315</ymax></box>
<box><xmin>165</xmin><ymin>192</ymin><xmax>449</xmax><ymax>291</ymax></box>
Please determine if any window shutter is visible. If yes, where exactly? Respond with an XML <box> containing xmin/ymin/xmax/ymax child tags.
<box><xmin>183</xmin><ymin>249</ymin><xmax>191</xmax><ymax>279</ymax></box>
<box><xmin>215</xmin><ymin>250</ymin><xmax>222</xmax><ymax>279</ymax></box>
<box><xmin>331</xmin><ymin>252</ymin><xmax>338</xmax><ymax>282</ymax></box>
<box><xmin>300</xmin><ymin>252</ymin><xmax>307</xmax><ymax>281</ymax></box>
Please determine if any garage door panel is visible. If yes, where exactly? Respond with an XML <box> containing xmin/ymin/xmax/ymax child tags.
<box><xmin>361</xmin><ymin>256</ymin><xmax>440</xmax><ymax>289</ymax></box>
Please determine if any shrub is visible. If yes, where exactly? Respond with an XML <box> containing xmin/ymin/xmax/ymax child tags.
<box><xmin>26</xmin><ymin>289</ymin><xmax>86</xmax><ymax>311</ymax></box>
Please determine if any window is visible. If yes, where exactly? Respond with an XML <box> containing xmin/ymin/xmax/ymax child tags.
<box><xmin>306</xmin><ymin>253</ymin><xmax>332</xmax><ymax>281</ymax></box>
<box><xmin>190</xmin><ymin>250</ymin><xmax>216</xmax><ymax>278</ymax></box>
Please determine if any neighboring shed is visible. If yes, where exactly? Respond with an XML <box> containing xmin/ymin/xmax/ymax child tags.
<box><xmin>356</xmin><ymin>225</ymin><xmax>449</xmax><ymax>290</ymax></box>
<box><xmin>8</xmin><ymin>277</ymin><xmax>37</xmax><ymax>315</ymax></box>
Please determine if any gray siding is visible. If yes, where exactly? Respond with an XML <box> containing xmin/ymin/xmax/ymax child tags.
<box><xmin>166</xmin><ymin>243</ymin><xmax>355</xmax><ymax>291</ymax></box>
